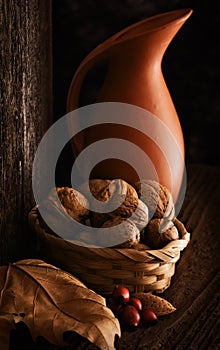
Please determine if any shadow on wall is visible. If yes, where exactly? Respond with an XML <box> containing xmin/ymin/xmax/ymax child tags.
<box><xmin>52</xmin><ymin>0</ymin><xmax>220</xmax><ymax>185</ymax></box>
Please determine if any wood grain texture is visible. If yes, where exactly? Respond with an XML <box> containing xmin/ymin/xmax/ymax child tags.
<box><xmin>116</xmin><ymin>164</ymin><xmax>220</xmax><ymax>350</ymax></box>
<box><xmin>0</xmin><ymin>0</ymin><xmax>52</xmax><ymax>264</ymax></box>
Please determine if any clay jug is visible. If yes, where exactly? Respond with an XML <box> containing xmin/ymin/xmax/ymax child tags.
<box><xmin>67</xmin><ymin>8</ymin><xmax>192</xmax><ymax>203</ymax></box>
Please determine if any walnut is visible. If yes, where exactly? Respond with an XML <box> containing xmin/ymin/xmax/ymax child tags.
<box><xmin>56</xmin><ymin>187</ymin><xmax>90</xmax><ymax>224</ymax></box>
<box><xmin>79</xmin><ymin>179</ymin><xmax>112</xmax><ymax>202</ymax></box>
<box><xmin>129</xmin><ymin>199</ymin><xmax>149</xmax><ymax>231</ymax></box>
<box><xmin>38</xmin><ymin>187</ymin><xmax>90</xmax><ymax>240</ymax></box>
<box><xmin>80</xmin><ymin>179</ymin><xmax>139</xmax><ymax>227</ymax></box>
<box><xmin>134</xmin><ymin>180</ymin><xmax>175</xmax><ymax>221</ymax></box>
<box><xmin>173</xmin><ymin>217</ymin><xmax>188</xmax><ymax>238</ymax></box>
<box><xmin>99</xmin><ymin>217</ymin><xmax>140</xmax><ymax>248</ymax></box>
<box><xmin>141</xmin><ymin>218</ymin><xmax>179</xmax><ymax>249</ymax></box>
<box><xmin>71</xmin><ymin>216</ymin><xmax>140</xmax><ymax>248</ymax></box>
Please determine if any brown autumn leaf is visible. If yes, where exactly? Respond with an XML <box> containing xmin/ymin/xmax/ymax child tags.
<box><xmin>0</xmin><ymin>259</ymin><xmax>120</xmax><ymax>350</ymax></box>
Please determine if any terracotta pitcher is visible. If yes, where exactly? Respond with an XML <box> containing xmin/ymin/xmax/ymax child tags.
<box><xmin>67</xmin><ymin>8</ymin><xmax>193</xmax><ymax>203</ymax></box>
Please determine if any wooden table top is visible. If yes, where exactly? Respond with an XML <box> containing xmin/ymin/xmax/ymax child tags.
<box><xmin>9</xmin><ymin>164</ymin><xmax>220</xmax><ymax>350</ymax></box>
<box><xmin>116</xmin><ymin>164</ymin><xmax>220</xmax><ymax>350</ymax></box>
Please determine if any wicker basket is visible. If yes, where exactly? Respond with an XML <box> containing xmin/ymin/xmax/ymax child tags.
<box><xmin>29</xmin><ymin>206</ymin><xmax>190</xmax><ymax>295</ymax></box>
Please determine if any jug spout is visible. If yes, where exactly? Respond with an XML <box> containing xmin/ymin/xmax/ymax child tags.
<box><xmin>67</xmin><ymin>8</ymin><xmax>192</xmax><ymax>112</ymax></box>
<box><xmin>96</xmin><ymin>8</ymin><xmax>193</xmax><ymax>135</ymax></box>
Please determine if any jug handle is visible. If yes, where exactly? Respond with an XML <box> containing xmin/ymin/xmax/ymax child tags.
<box><xmin>67</xmin><ymin>41</ymin><xmax>112</xmax><ymax>112</ymax></box>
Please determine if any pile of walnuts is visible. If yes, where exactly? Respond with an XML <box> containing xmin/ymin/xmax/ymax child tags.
<box><xmin>38</xmin><ymin>179</ymin><xmax>186</xmax><ymax>249</ymax></box>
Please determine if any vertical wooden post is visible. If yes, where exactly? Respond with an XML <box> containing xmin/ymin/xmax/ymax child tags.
<box><xmin>0</xmin><ymin>0</ymin><xmax>52</xmax><ymax>264</ymax></box>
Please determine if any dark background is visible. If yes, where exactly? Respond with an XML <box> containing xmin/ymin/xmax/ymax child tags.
<box><xmin>52</xmin><ymin>0</ymin><xmax>220</xmax><ymax>185</ymax></box>
<box><xmin>1</xmin><ymin>2</ymin><xmax>219</xmax><ymax>348</ymax></box>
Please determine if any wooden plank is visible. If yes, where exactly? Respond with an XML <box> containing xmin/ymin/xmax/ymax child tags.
<box><xmin>0</xmin><ymin>0</ymin><xmax>52</xmax><ymax>264</ymax></box>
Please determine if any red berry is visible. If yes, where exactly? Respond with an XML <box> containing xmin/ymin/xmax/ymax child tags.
<box><xmin>119</xmin><ymin>305</ymin><xmax>140</xmax><ymax>331</ymax></box>
<box><xmin>112</xmin><ymin>286</ymin><xmax>130</xmax><ymax>305</ymax></box>
<box><xmin>128</xmin><ymin>297</ymin><xmax>142</xmax><ymax>311</ymax></box>
<box><xmin>141</xmin><ymin>308</ymin><xmax>158</xmax><ymax>326</ymax></box>
<box><xmin>107</xmin><ymin>297</ymin><xmax>122</xmax><ymax>316</ymax></box>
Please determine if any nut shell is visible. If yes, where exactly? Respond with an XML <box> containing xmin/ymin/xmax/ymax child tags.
<box><xmin>56</xmin><ymin>187</ymin><xmax>90</xmax><ymax>223</ymax></box>
<box><xmin>141</xmin><ymin>218</ymin><xmax>179</xmax><ymax>249</ymax></box>
<box><xmin>99</xmin><ymin>217</ymin><xmax>140</xmax><ymax>248</ymax></box>
<box><xmin>38</xmin><ymin>187</ymin><xmax>90</xmax><ymax>240</ymax></box>
<box><xmin>81</xmin><ymin>179</ymin><xmax>139</xmax><ymax>227</ymax></box>
<box><xmin>79</xmin><ymin>179</ymin><xmax>112</xmax><ymax>202</ymax></box>
<box><xmin>129</xmin><ymin>199</ymin><xmax>149</xmax><ymax>231</ymax></box>
<box><xmin>132</xmin><ymin>292</ymin><xmax>176</xmax><ymax>316</ymax></box>
<box><xmin>134</xmin><ymin>180</ymin><xmax>175</xmax><ymax>221</ymax></box>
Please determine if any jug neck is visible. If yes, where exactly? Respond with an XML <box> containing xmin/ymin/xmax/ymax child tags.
<box><xmin>67</xmin><ymin>9</ymin><xmax>193</xmax><ymax>112</ymax></box>
<box><xmin>108</xmin><ymin>8</ymin><xmax>192</xmax><ymax>68</ymax></box>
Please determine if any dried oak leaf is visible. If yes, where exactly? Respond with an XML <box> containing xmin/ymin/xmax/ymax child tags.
<box><xmin>0</xmin><ymin>259</ymin><xmax>120</xmax><ymax>350</ymax></box>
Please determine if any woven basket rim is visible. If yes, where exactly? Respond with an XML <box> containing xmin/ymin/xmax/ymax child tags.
<box><xmin>29</xmin><ymin>205</ymin><xmax>190</xmax><ymax>264</ymax></box>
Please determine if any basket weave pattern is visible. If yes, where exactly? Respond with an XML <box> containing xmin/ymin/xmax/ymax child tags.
<box><xmin>29</xmin><ymin>206</ymin><xmax>190</xmax><ymax>295</ymax></box>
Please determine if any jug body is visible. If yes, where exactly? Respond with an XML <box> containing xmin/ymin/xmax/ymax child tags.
<box><xmin>67</xmin><ymin>8</ymin><xmax>193</xmax><ymax>202</ymax></box>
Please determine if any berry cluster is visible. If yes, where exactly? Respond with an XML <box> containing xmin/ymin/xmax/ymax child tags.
<box><xmin>107</xmin><ymin>286</ymin><xmax>157</xmax><ymax>331</ymax></box>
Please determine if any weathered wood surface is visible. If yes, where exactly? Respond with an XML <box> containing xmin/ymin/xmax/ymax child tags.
<box><xmin>116</xmin><ymin>164</ymin><xmax>220</xmax><ymax>350</ymax></box>
<box><xmin>9</xmin><ymin>164</ymin><xmax>220</xmax><ymax>349</ymax></box>
<box><xmin>0</xmin><ymin>0</ymin><xmax>52</xmax><ymax>264</ymax></box>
